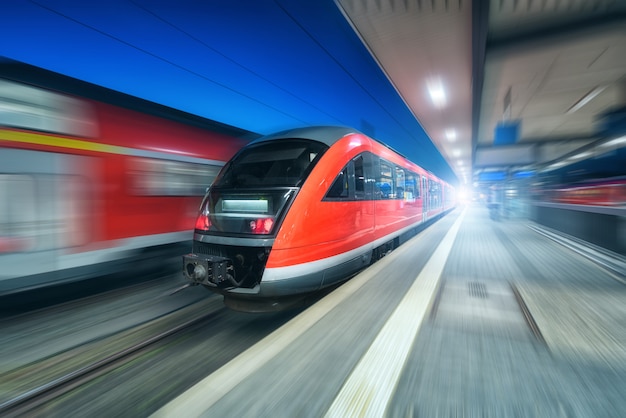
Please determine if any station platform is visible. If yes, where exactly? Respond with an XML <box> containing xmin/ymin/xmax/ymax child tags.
<box><xmin>153</xmin><ymin>204</ymin><xmax>626</xmax><ymax>417</ymax></box>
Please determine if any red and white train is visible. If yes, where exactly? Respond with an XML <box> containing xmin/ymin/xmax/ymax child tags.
<box><xmin>0</xmin><ymin>61</ymin><xmax>249</xmax><ymax>296</ymax></box>
<box><xmin>183</xmin><ymin>126</ymin><xmax>456</xmax><ymax>311</ymax></box>
<box><xmin>547</xmin><ymin>179</ymin><xmax>626</xmax><ymax>206</ymax></box>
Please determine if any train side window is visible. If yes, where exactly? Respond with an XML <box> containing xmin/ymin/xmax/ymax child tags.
<box><xmin>130</xmin><ymin>158</ymin><xmax>222</xmax><ymax>196</ymax></box>
<box><xmin>362</xmin><ymin>152</ymin><xmax>376</xmax><ymax>200</ymax></box>
<box><xmin>325</xmin><ymin>155</ymin><xmax>372</xmax><ymax>201</ymax></box>
<box><xmin>326</xmin><ymin>166</ymin><xmax>349</xmax><ymax>199</ymax></box>
<box><xmin>422</xmin><ymin>177</ymin><xmax>429</xmax><ymax>210</ymax></box>
<box><xmin>416</xmin><ymin>173</ymin><xmax>421</xmax><ymax>198</ymax></box>
<box><xmin>429</xmin><ymin>180</ymin><xmax>442</xmax><ymax>208</ymax></box>
<box><xmin>428</xmin><ymin>179</ymin><xmax>433</xmax><ymax>207</ymax></box>
<box><xmin>395</xmin><ymin>167</ymin><xmax>405</xmax><ymax>199</ymax></box>
<box><xmin>0</xmin><ymin>79</ymin><xmax>96</xmax><ymax>138</ymax></box>
<box><xmin>353</xmin><ymin>155</ymin><xmax>365</xmax><ymax>200</ymax></box>
<box><xmin>378</xmin><ymin>161</ymin><xmax>394</xmax><ymax>199</ymax></box>
<box><xmin>405</xmin><ymin>172</ymin><xmax>416</xmax><ymax>200</ymax></box>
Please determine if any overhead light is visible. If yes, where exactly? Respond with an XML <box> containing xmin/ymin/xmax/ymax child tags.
<box><xmin>566</xmin><ymin>86</ymin><xmax>606</xmax><ymax>114</ymax></box>
<box><xmin>445</xmin><ymin>129</ymin><xmax>457</xmax><ymax>141</ymax></box>
<box><xmin>452</xmin><ymin>149</ymin><xmax>461</xmax><ymax>157</ymax></box>
<box><xmin>427</xmin><ymin>78</ymin><xmax>446</xmax><ymax>108</ymax></box>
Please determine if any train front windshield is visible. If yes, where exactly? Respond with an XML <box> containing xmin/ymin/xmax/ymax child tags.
<box><xmin>198</xmin><ymin>139</ymin><xmax>328</xmax><ymax>235</ymax></box>
<box><xmin>214</xmin><ymin>139</ymin><xmax>328</xmax><ymax>188</ymax></box>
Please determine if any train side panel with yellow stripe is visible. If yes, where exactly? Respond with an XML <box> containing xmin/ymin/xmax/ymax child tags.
<box><xmin>0</xmin><ymin>62</ymin><xmax>249</xmax><ymax>295</ymax></box>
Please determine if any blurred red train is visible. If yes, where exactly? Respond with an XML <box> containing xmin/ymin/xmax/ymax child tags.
<box><xmin>183</xmin><ymin>126</ymin><xmax>456</xmax><ymax>311</ymax></box>
<box><xmin>549</xmin><ymin>179</ymin><xmax>626</xmax><ymax>206</ymax></box>
<box><xmin>0</xmin><ymin>61</ymin><xmax>250</xmax><ymax>295</ymax></box>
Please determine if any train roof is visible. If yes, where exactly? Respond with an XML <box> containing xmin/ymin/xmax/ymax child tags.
<box><xmin>251</xmin><ymin>126</ymin><xmax>360</xmax><ymax>147</ymax></box>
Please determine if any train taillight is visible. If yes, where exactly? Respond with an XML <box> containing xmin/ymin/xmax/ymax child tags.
<box><xmin>195</xmin><ymin>210</ymin><xmax>211</xmax><ymax>231</ymax></box>
<box><xmin>249</xmin><ymin>218</ymin><xmax>274</xmax><ymax>234</ymax></box>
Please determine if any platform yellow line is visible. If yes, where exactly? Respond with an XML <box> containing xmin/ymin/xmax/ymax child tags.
<box><xmin>324</xmin><ymin>207</ymin><xmax>466</xmax><ymax>418</ymax></box>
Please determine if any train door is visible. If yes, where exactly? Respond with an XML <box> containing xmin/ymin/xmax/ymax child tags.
<box><xmin>422</xmin><ymin>176</ymin><xmax>429</xmax><ymax>220</ymax></box>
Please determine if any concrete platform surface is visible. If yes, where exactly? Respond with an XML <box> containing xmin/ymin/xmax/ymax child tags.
<box><xmin>153</xmin><ymin>204</ymin><xmax>626</xmax><ymax>418</ymax></box>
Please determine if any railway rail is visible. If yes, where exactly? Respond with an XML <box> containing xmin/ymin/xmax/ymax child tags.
<box><xmin>0</xmin><ymin>298</ymin><xmax>224</xmax><ymax>417</ymax></box>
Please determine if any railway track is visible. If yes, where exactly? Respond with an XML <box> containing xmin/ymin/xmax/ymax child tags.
<box><xmin>0</xmin><ymin>298</ymin><xmax>224</xmax><ymax>417</ymax></box>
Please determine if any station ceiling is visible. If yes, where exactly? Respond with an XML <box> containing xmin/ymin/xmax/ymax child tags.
<box><xmin>2</xmin><ymin>0</ymin><xmax>626</xmax><ymax>187</ymax></box>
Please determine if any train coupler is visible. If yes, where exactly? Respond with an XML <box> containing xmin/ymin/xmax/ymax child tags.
<box><xmin>183</xmin><ymin>253</ymin><xmax>234</xmax><ymax>286</ymax></box>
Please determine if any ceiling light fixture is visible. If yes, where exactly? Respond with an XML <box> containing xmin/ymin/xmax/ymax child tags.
<box><xmin>566</xmin><ymin>86</ymin><xmax>606</xmax><ymax>114</ymax></box>
<box><xmin>427</xmin><ymin>78</ymin><xmax>446</xmax><ymax>108</ymax></box>
<box><xmin>445</xmin><ymin>128</ymin><xmax>456</xmax><ymax>141</ymax></box>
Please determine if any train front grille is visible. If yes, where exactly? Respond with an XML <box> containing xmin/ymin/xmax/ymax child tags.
<box><xmin>192</xmin><ymin>242</ymin><xmax>227</xmax><ymax>257</ymax></box>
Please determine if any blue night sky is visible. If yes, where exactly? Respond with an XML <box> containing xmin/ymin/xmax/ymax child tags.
<box><xmin>1</xmin><ymin>0</ymin><xmax>457</xmax><ymax>185</ymax></box>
